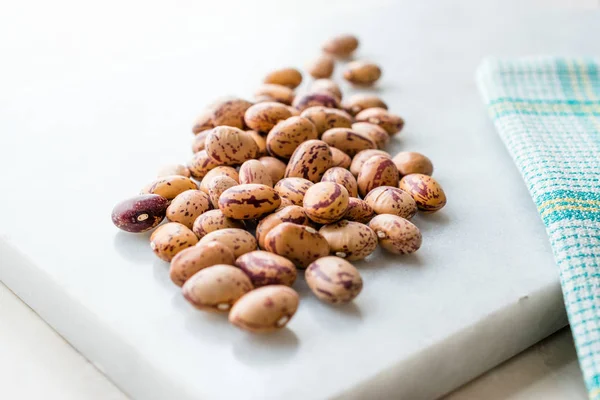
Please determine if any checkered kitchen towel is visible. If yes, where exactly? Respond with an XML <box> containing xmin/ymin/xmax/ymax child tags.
<box><xmin>477</xmin><ymin>57</ymin><xmax>600</xmax><ymax>399</ymax></box>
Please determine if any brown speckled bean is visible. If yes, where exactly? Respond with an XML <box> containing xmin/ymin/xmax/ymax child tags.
<box><xmin>235</xmin><ymin>251</ymin><xmax>297</xmax><ymax>287</ymax></box>
<box><xmin>265</xmin><ymin>222</ymin><xmax>330</xmax><ymax>268</ymax></box>
<box><xmin>306</xmin><ymin>55</ymin><xmax>335</xmax><ymax>79</ymax></box>
<box><xmin>157</xmin><ymin>164</ymin><xmax>190</xmax><ymax>178</ymax></box>
<box><xmin>266</xmin><ymin>116</ymin><xmax>318</xmax><ymax>159</ymax></box>
<box><xmin>274</xmin><ymin>178</ymin><xmax>314</xmax><ymax>206</ymax></box>
<box><xmin>211</xmin><ymin>98</ymin><xmax>253</xmax><ymax>129</ymax></box>
<box><xmin>255</xmin><ymin>205</ymin><xmax>310</xmax><ymax>249</ymax></box>
<box><xmin>263</xmin><ymin>68</ymin><xmax>303</xmax><ymax>89</ymax></box>
<box><xmin>330</xmin><ymin>147</ymin><xmax>352</xmax><ymax>169</ymax></box>
<box><xmin>258</xmin><ymin>156</ymin><xmax>287</xmax><ymax>184</ymax></box>
<box><xmin>246</xmin><ymin>130</ymin><xmax>267</xmax><ymax>157</ymax></box>
<box><xmin>357</xmin><ymin>155</ymin><xmax>400</xmax><ymax>197</ymax></box>
<box><xmin>188</xmin><ymin>150</ymin><xmax>220</xmax><ymax>179</ymax></box>
<box><xmin>319</xmin><ymin>220</ymin><xmax>377</xmax><ymax>261</ymax></box>
<box><xmin>399</xmin><ymin>174</ymin><xmax>447</xmax><ymax>213</ymax></box>
<box><xmin>150</xmin><ymin>222</ymin><xmax>198</xmax><ymax>261</ymax></box>
<box><xmin>169</xmin><ymin>241</ymin><xmax>236</xmax><ymax>286</ymax></box>
<box><xmin>111</xmin><ymin>194</ymin><xmax>169</xmax><ymax>233</ymax></box>
<box><xmin>183</xmin><ymin>264</ymin><xmax>253</xmax><ymax>312</ymax></box>
<box><xmin>300</xmin><ymin>106</ymin><xmax>352</xmax><ymax>135</ymax></box>
<box><xmin>309</xmin><ymin>79</ymin><xmax>342</xmax><ymax>101</ymax></box>
<box><xmin>229</xmin><ymin>285</ymin><xmax>299</xmax><ymax>333</ymax></box>
<box><xmin>363</xmin><ymin>186</ymin><xmax>417</xmax><ymax>219</ymax></box>
<box><xmin>369</xmin><ymin>214</ymin><xmax>422</xmax><ymax>254</ymax></box>
<box><xmin>322</xmin><ymin>34</ymin><xmax>359</xmax><ymax>58</ymax></box>
<box><xmin>244</xmin><ymin>102</ymin><xmax>293</xmax><ymax>133</ymax></box>
<box><xmin>143</xmin><ymin>175</ymin><xmax>198</xmax><ymax>200</ymax></box>
<box><xmin>219</xmin><ymin>184</ymin><xmax>281</xmax><ymax>219</ymax></box>
<box><xmin>199</xmin><ymin>166</ymin><xmax>239</xmax><ymax>194</ymax></box>
<box><xmin>321</xmin><ymin>167</ymin><xmax>358</xmax><ymax>197</ymax></box>
<box><xmin>343</xmin><ymin>197</ymin><xmax>375</xmax><ymax>223</ymax></box>
<box><xmin>303</xmin><ymin>182</ymin><xmax>349</xmax><ymax>224</ymax></box>
<box><xmin>192</xmin><ymin>209</ymin><xmax>245</xmax><ymax>239</ymax></box>
<box><xmin>239</xmin><ymin>159</ymin><xmax>273</xmax><ymax>187</ymax></box>
<box><xmin>342</xmin><ymin>94</ymin><xmax>388</xmax><ymax>116</ymax></box>
<box><xmin>355</xmin><ymin>107</ymin><xmax>404</xmax><ymax>135</ymax></box>
<box><xmin>191</xmin><ymin>129</ymin><xmax>211</xmax><ymax>153</ymax></box>
<box><xmin>205</xmin><ymin>126</ymin><xmax>259</xmax><ymax>165</ymax></box>
<box><xmin>343</xmin><ymin>61</ymin><xmax>382</xmax><ymax>86</ymax></box>
<box><xmin>166</xmin><ymin>190</ymin><xmax>212</xmax><ymax>229</ymax></box>
<box><xmin>192</xmin><ymin>109</ymin><xmax>214</xmax><ymax>134</ymax></box>
<box><xmin>350</xmin><ymin>149</ymin><xmax>391</xmax><ymax>177</ymax></box>
<box><xmin>198</xmin><ymin>228</ymin><xmax>257</xmax><ymax>258</ymax></box>
<box><xmin>207</xmin><ymin>176</ymin><xmax>238</xmax><ymax>208</ymax></box>
<box><xmin>285</xmin><ymin>140</ymin><xmax>333</xmax><ymax>183</ymax></box>
<box><xmin>254</xmin><ymin>84</ymin><xmax>295</xmax><ymax>105</ymax></box>
<box><xmin>292</xmin><ymin>92</ymin><xmax>340</xmax><ymax>112</ymax></box>
<box><xmin>306</xmin><ymin>256</ymin><xmax>363</xmax><ymax>304</ymax></box>
<box><xmin>392</xmin><ymin>152</ymin><xmax>434</xmax><ymax>176</ymax></box>
<box><xmin>321</xmin><ymin>128</ymin><xmax>376</xmax><ymax>157</ymax></box>
<box><xmin>351</xmin><ymin>122</ymin><xmax>389</xmax><ymax>149</ymax></box>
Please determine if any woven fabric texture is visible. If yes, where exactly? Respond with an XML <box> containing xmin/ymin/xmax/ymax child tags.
<box><xmin>477</xmin><ymin>57</ymin><xmax>600</xmax><ymax>399</ymax></box>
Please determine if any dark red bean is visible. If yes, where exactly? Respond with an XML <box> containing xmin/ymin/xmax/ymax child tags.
<box><xmin>111</xmin><ymin>194</ymin><xmax>169</xmax><ymax>233</ymax></box>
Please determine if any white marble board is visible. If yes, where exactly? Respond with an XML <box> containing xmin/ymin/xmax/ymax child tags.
<box><xmin>1</xmin><ymin>1</ymin><xmax>598</xmax><ymax>399</ymax></box>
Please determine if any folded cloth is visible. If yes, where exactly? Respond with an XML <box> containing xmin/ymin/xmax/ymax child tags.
<box><xmin>477</xmin><ymin>57</ymin><xmax>600</xmax><ymax>399</ymax></box>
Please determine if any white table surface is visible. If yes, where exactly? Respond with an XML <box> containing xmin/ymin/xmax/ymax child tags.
<box><xmin>0</xmin><ymin>281</ymin><xmax>587</xmax><ymax>400</ymax></box>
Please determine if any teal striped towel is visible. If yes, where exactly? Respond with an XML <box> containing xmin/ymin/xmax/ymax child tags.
<box><xmin>477</xmin><ymin>57</ymin><xmax>600</xmax><ymax>399</ymax></box>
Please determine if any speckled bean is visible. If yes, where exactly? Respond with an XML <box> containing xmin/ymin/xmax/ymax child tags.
<box><xmin>207</xmin><ymin>175</ymin><xmax>238</xmax><ymax>208</ymax></box>
<box><xmin>343</xmin><ymin>197</ymin><xmax>375</xmax><ymax>223</ymax></box>
<box><xmin>330</xmin><ymin>147</ymin><xmax>352</xmax><ymax>169</ymax></box>
<box><xmin>157</xmin><ymin>164</ymin><xmax>190</xmax><ymax>178</ymax></box>
<box><xmin>150</xmin><ymin>222</ymin><xmax>198</xmax><ymax>261</ymax></box>
<box><xmin>306</xmin><ymin>55</ymin><xmax>335</xmax><ymax>79</ymax></box>
<box><xmin>306</xmin><ymin>256</ymin><xmax>363</xmax><ymax>304</ymax></box>
<box><xmin>273</xmin><ymin>177</ymin><xmax>314</xmax><ymax>206</ymax></box>
<box><xmin>285</xmin><ymin>140</ymin><xmax>333</xmax><ymax>183</ymax></box>
<box><xmin>246</xmin><ymin>130</ymin><xmax>267</xmax><ymax>157</ymax></box>
<box><xmin>166</xmin><ymin>190</ymin><xmax>212</xmax><ymax>228</ymax></box>
<box><xmin>192</xmin><ymin>109</ymin><xmax>214</xmax><ymax>134</ymax></box>
<box><xmin>229</xmin><ymin>285</ymin><xmax>299</xmax><ymax>333</ymax></box>
<box><xmin>239</xmin><ymin>159</ymin><xmax>273</xmax><ymax>187</ymax></box>
<box><xmin>258</xmin><ymin>156</ymin><xmax>287</xmax><ymax>183</ymax></box>
<box><xmin>192</xmin><ymin>209</ymin><xmax>245</xmax><ymax>239</ymax></box>
<box><xmin>191</xmin><ymin>129</ymin><xmax>211</xmax><ymax>153</ymax></box>
<box><xmin>255</xmin><ymin>205</ymin><xmax>310</xmax><ymax>249</ymax></box>
<box><xmin>309</xmin><ymin>79</ymin><xmax>342</xmax><ymax>101</ymax></box>
<box><xmin>263</xmin><ymin>68</ymin><xmax>303</xmax><ymax>89</ymax></box>
<box><xmin>322</xmin><ymin>34</ymin><xmax>359</xmax><ymax>58</ymax></box>
<box><xmin>322</xmin><ymin>128</ymin><xmax>376</xmax><ymax>157</ymax></box>
<box><xmin>210</xmin><ymin>98</ymin><xmax>253</xmax><ymax>129</ymax></box>
<box><xmin>235</xmin><ymin>251</ymin><xmax>297</xmax><ymax>287</ymax></box>
<box><xmin>363</xmin><ymin>186</ymin><xmax>417</xmax><ymax>219</ymax></box>
<box><xmin>343</xmin><ymin>61</ymin><xmax>382</xmax><ymax>86</ymax></box>
<box><xmin>292</xmin><ymin>92</ymin><xmax>340</xmax><ymax>112</ymax></box>
<box><xmin>321</xmin><ymin>167</ymin><xmax>358</xmax><ymax>197</ymax></box>
<box><xmin>355</xmin><ymin>107</ymin><xmax>404</xmax><ymax>135</ymax></box>
<box><xmin>349</xmin><ymin>149</ymin><xmax>391</xmax><ymax>177</ymax></box>
<box><xmin>392</xmin><ymin>152</ymin><xmax>434</xmax><ymax>176</ymax></box>
<box><xmin>169</xmin><ymin>241</ymin><xmax>236</xmax><ymax>286</ymax></box>
<box><xmin>219</xmin><ymin>184</ymin><xmax>281</xmax><ymax>219</ymax></box>
<box><xmin>357</xmin><ymin>155</ymin><xmax>400</xmax><ymax>197</ymax></box>
<box><xmin>188</xmin><ymin>150</ymin><xmax>220</xmax><ymax>179</ymax></box>
<box><xmin>205</xmin><ymin>126</ymin><xmax>259</xmax><ymax>165</ymax></box>
<box><xmin>198</xmin><ymin>228</ymin><xmax>257</xmax><ymax>258</ymax></box>
<box><xmin>300</xmin><ymin>106</ymin><xmax>352</xmax><ymax>135</ymax></box>
<box><xmin>199</xmin><ymin>166</ymin><xmax>239</xmax><ymax>194</ymax></box>
<box><xmin>351</xmin><ymin>122</ymin><xmax>389</xmax><ymax>149</ymax></box>
<box><xmin>143</xmin><ymin>175</ymin><xmax>198</xmax><ymax>200</ymax></box>
<box><xmin>265</xmin><ymin>222</ymin><xmax>330</xmax><ymax>267</ymax></box>
<box><xmin>111</xmin><ymin>194</ymin><xmax>169</xmax><ymax>233</ymax></box>
<box><xmin>254</xmin><ymin>84</ymin><xmax>295</xmax><ymax>105</ymax></box>
<box><xmin>266</xmin><ymin>116</ymin><xmax>318</xmax><ymax>159</ymax></box>
<box><xmin>244</xmin><ymin>102</ymin><xmax>293</xmax><ymax>133</ymax></box>
<box><xmin>342</xmin><ymin>94</ymin><xmax>388</xmax><ymax>116</ymax></box>
<box><xmin>183</xmin><ymin>264</ymin><xmax>253</xmax><ymax>312</ymax></box>
<box><xmin>303</xmin><ymin>181</ymin><xmax>349</xmax><ymax>224</ymax></box>
<box><xmin>319</xmin><ymin>220</ymin><xmax>377</xmax><ymax>261</ymax></box>
<box><xmin>399</xmin><ymin>174</ymin><xmax>447</xmax><ymax>213</ymax></box>
<box><xmin>369</xmin><ymin>214</ymin><xmax>422</xmax><ymax>254</ymax></box>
